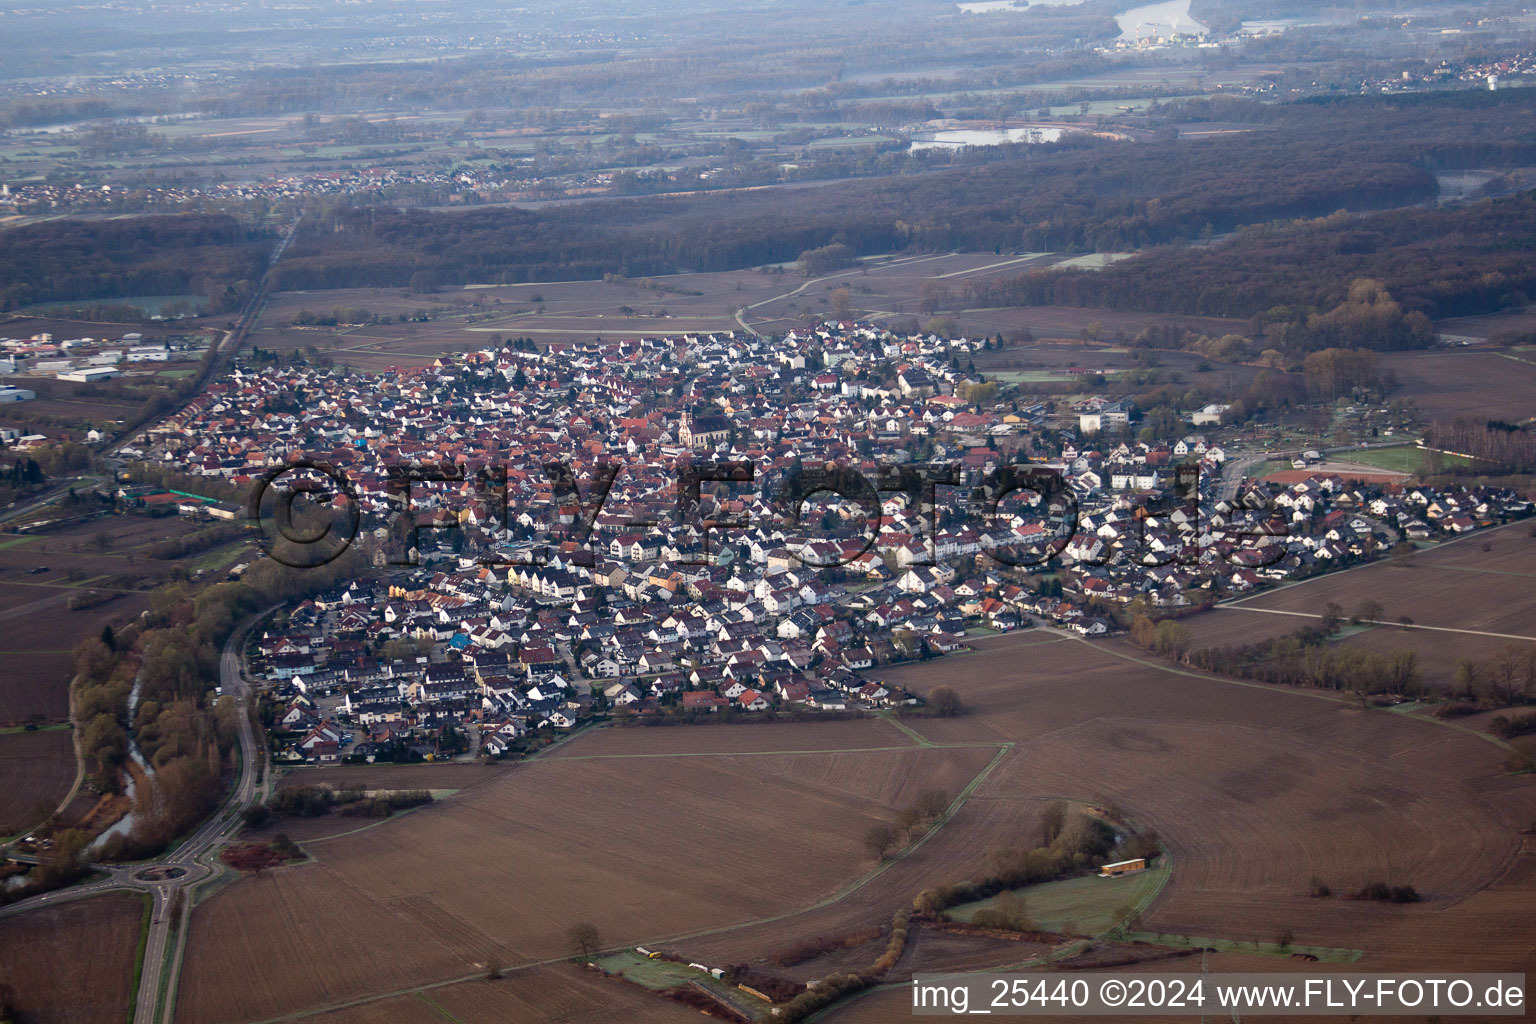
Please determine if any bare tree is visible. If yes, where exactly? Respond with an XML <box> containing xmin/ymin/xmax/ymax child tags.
<box><xmin>928</xmin><ymin>686</ymin><xmax>963</xmax><ymax>717</ymax></box>
<box><xmin>1491</xmin><ymin>643</ymin><xmax>1528</xmax><ymax>706</ymax></box>
<box><xmin>865</xmin><ymin>823</ymin><xmax>899</xmax><ymax>861</ymax></box>
<box><xmin>1350</xmin><ymin>599</ymin><xmax>1383</xmax><ymax>624</ymax></box>
<box><xmin>916</xmin><ymin>789</ymin><xmax>950</xmax><ymax>819</ymax></box>
<box><xmin>1038</xmin><ymin>800</ymin><xmax>1067</xmax><ymax>847</ymax></box>
<box><xmin>1453</xmin><ymin>658</ymin><xmax>1485</xmax><ymax>701</ymax></box>
<box><xmin>566</xmin><ymin>921</ymin><xmax>602</xmax><ymax>959</ymax></box>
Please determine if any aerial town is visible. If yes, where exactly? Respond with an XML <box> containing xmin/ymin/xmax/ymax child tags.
<box><xmin>116</xmin><ymin>322</ymin><xmax>1529</xmax><ymax>765</ymax></box>
<box><xmin>4</xmin><ymin>0</ymin><xmax>1536</xmax><ymax>1017</ymax></box>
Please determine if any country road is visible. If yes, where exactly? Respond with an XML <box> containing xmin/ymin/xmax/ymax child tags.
<box><xmin>733</xmin><ymin>251</ymin><xmax>956</xmax><ymax>337</ymax></box>
<box><xmin>0</xmin><ymin>607</ymin><xmax>275</xmax><ymax>1024</ymax></box>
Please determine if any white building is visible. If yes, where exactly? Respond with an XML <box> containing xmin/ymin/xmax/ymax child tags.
<box><xmin>57</xmin><ymin>366</ymin><xmax>120</xmax><ymax>383</ymax></box>
<box><xmin>1192</xmin><ymin>403</ymin><xmax>1231</xmax><ymax>426</ymax></box>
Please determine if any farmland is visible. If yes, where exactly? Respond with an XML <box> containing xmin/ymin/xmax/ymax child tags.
<box><xmin>164</xmin><ymin>625</ymin><xmax>1536</xmax><ymax>1024</ymax></box>
<box><xmin>0</xmin><ymin>891</ymin><xmax>147</xmax><ymax>1024</ymax></box>
<box><xmin>1228</xmin><ymin>522</ymin><xmax>1536</xmax><ymax>645</ymax></box>
<box><xmin>0</xmin><ymin>727</ymin><xmax>75</xmax><ymax>836</ymax></box>
<box><xmin>249</xmin><ymin>251</ymin><xmax>1256</xmax><ymax>371</ymax></box>
<box><xmin>1380</xmin><ymin>348</ymin><xmax>1536</xmax><ymax>422</ymax></box>
<box><xmin>1181</xmin><ymin>523</ymin><xmax>1536</xmax><ymax>696</ymax></box>
<box><xmin>172</xmin><ymin>735</ymin><xmax>999</xmax><ymax>1024</ymax></box>
<box><xmin>0</xmin><ymin>513</ymin><xmax>246</xmax><ymax>728</ymax></box>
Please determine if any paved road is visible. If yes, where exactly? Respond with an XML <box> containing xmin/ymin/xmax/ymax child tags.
<box><xmin>0</xmin><ymin>475</ymin><xmax>108</xmax><ymax>525</ymax></box>
<box><xmin>1217</xmin><ymin>440</ymin><xmax>1417</xmax><ymax>502</ymax></box>
<box><xmin>733</xmin><ymin>251</ymin><xmax>956</xmax><ymax>337</ymax></box>
<box><xmin>130</xmin><ymin>610</ymin><xmax>269</xmax><ymax>1024</ymax></box>
<box><xmin>0</xmin><ymin>609</ymin><xmax>273</xmax><ymax>1024</ymax></box>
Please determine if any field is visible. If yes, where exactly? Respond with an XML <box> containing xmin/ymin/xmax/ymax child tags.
<box><xmin>427</xmin><ymin>966</ymin><xmax>703</xmax><ymax>1024</ymax></box>
<box><xmin>1334</xmin><ymin>444</ymin><xmax>1471</xmax><ymax>474</ymax></box>
<box><xmin>1199</xmin><ymin>523</ymin><xmax>1536</xmax><ymax>694</ymax></box>
<box><xmin>275</xmin><ymin>761</ymin><xmax>513</xmax><ymax>792</ymax></box>
<box><xmin>1380</xmin><ymin>348</ymin><xmax>1536</xmax><ymax>421</ymax></box>
<box><xmin>871</xmin><ymin>639</ymin><xmax>1535</xmax><ymax>966</ymax></box>
<box><xmin>250</xmin><ymin>252</ymin><xmax>1253</xmax><ymax>371</ymax></box>
<box><xmin>0</xmin><ymin>892</ymin><xmax>147</xmax><ymax>1024</ymax></box>
<box><xmin>0</xmin><ymin>727</ymin><xmax>75</xmax><ymax>835</ymax></box>
<box><xmin>1230</xmin><ymin>521</ymin><xmax>1536</xmax><ymax>640</ymax></box>
<box><xmin>945</xmin><ymin>857</ymin><xmax>1172</xmax><ymax>935</ymax></box>
<box><xmin>166</xmin><ymin>611</ymin><xmax>1536</xmax><ymax>1024</ymax></box>
<box><xmin>173</xmin><ymin>731</ymin><xmax>999</xmax><ymax>1024</ymax></box>
<box><xmin>0</xmin><ymin>513</ymin><xmax>244</xmax><ymax>726</ymax></box>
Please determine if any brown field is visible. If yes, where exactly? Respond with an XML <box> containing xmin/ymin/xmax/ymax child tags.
<box><xmin>281</xmin><ymin>995</ymin><xmax>446</xmax><ymax>1024</ymax></box>
<box><xmin>0</xmin><ymin>892</ymin><xmax>145</xmax><ymax>1024</ymax></box>
<box><xmin>0</xmin><ymin>728</ymin><xmax>75</xmax><ymax>834</ymax></box>
<box><xmin>1380</xmin><ymin>348</ymin><xmax>1536</xmax><ymax>421</ymax></box>
<box><xmin>0</xmin><ymin>514</ymin><xmax>229</xmax><ymax>724</ymax></box>
<box><xmin>250</xmin><ymin>254</ymin><xmax>1252</xmax><ymax>369</ymax></box>
<box><xmin>1174</xmin><ymin>603</ymin><xmax>1535</xmax><ymax>693</ymax></box>
<box><xmin>275</xmin><ymin>761</ymin><xmax>513</xmax><ymax>792</ymax></box>
<box><xmin>876</xmin><ymin>640</ymin><xmax>1536</xmax><ymax>962</ymax></box>
<box><xmin>254</xmin><ymin>267</ymin><xmax>789</xmax><ymax>368</ymax></box>
<box><xmin>174</xmin><ymin>549</ymin><xmax>1536</xmax><ymax>1022</ymax></box>
<box><xmin>1170</xmin><ymin>524</ymin><xmax>1536</xmax><ymax>692</ymax></box>
<box><xmin>427</xmin><ymin>966</ymin><xmax>703</xmax><ymax>1023</ymax></box>
<box><xmin>1230</xmin><ymin>522</ymin><xmax>1536</xmax><ymax>642</ymax></box>
<box><xmin>1341</xmin><ymin>624</ymin><xmax>1536</xmax><ymax>693</ymax></box>
<box><xmin>543</xmin><ymin>716</ymin><xmax>917</xmax><ymax>757</ymax></box>
<box><xmin>1436</xmin><ymin>305</ymin><xmax>1536</xmax><ymax>340</ymax></box>
<box><xmin>0</xmin><ymin>651</ymin><xmax>76</xmax><ymax>723</ymax></box>
<box><xmin>174</xmin><ymin>741</ymin><xmax>998</xmax><ymax>1024</ymax></box>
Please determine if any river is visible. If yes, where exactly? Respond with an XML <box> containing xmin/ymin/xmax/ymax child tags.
<box><xmin>90</xmin><ymin>667</ymin><xmax>155</xmax><ymax>853</ymax></box>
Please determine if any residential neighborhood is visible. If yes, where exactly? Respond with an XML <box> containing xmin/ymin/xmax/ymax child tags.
<box><xmin>124</xmin><ymin>321</ymin><xmax>1532</xmax><ymax>764</ymax></box>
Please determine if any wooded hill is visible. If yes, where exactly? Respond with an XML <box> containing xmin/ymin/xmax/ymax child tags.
<box><xmin>267</xmin><ymin>90</ymin><xmax>1536</xmax><ymax>290</ymax></box>
<box><xmin>0</xmin><ymin>214</ymin><xmax>269</xmax><ymax>312</ymax></box>
<box><xmin>4</xmin><ymin>90</ymin><xmax>1535</xmax><ymax>320</ymax></box>
<box><xmin>970</xmin><ymin>188</ymin><xmax>1536</xmax><ymax>328</ymax></box>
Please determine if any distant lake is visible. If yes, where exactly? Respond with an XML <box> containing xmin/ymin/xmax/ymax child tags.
<box><xmin>910</xmin><ymin>127</ymin><xmax>1063</xmax><ymax>152</ymax></box>
<box><xmin>957</xmin><ymin>0</ymin><xmax>1089</xmax><ymax>12</ymax></box>
<box><xmin>1115</xmin><ymin>0</ymin><xmax>1208</xmax><ymax>40</ymax></box>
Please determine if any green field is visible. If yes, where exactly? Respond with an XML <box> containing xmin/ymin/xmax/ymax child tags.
<box><xmin>1343</xmin><ymin>445</ymin><xmax>1474</xmax><ymax>473</ymax></box>
<box><xmin>991</xmin><ymin>369</ymin><xmax>1119</xmax><ymax>384</ymax></box>
<box><xmin>592</xmin><ymin>951</ymin><xmax>767</xmax><ymax>1019</ymax></box>
<box><xmin>1249</xmin><ymin>458</ymin><xmax>1291</xmax><ymax>478</ymax></box>
<box><xmin>24</xmin><ymin>293</ymin><xmax>205</xmax><ymax>317</ymax></box>
<box><xmin>1120</xmin><ymin>931</ymin><xmax>1362</xmax><ymax>963</ymax></box>
<box><xmin>945</xmin><ymin>857</ymin><xmax>1171</xmax><ymax>936</ymax></box>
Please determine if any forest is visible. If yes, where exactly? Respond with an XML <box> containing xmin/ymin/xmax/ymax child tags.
<box><xmin>6</xmin><ymin>91</ymin><xmax>1536</xmax><ymax>317</ymax></box>
<box><xmin>0</xmin><ymin>215</ymin><xmax>269</xmax><ymax>312</ymax></box>
<box><xmin>264</xmin><ymin>90</ymin><xmax>1536</xmax><ymax>291</ymax></box>
<box><xmin>971</xmin><ymin>189</ymin><xmax>1536</xmax><ymax>327</ymax></box>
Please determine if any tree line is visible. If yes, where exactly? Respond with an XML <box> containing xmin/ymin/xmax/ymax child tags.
<box><xmin>0</xmin><ymin>214</ymin><xmax>268</xmax><ymax>312</ymax></box>
<box><xmin>264</xmin><ymin>90</ymin><xmax>1536</xmax><ymax>291</ymax></box>
<box><xmin>1424</xmin><ymin>418</ymin><xmax>1536</xmax><ymax>474</ymax></box>
<box><xmin>72</xmin><ymin>539</ymin><xmax>371</xmax><ymax>862</ymax></box>
<box><xmin>1132</xmin><ymin>614</ymin><xmax>1424</xmax><ymax>695</ymax></box>
<box><xmin>975</xmin><ymin>189</ymin><xmax>1536</xmax><ymax>331</ymax></box>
